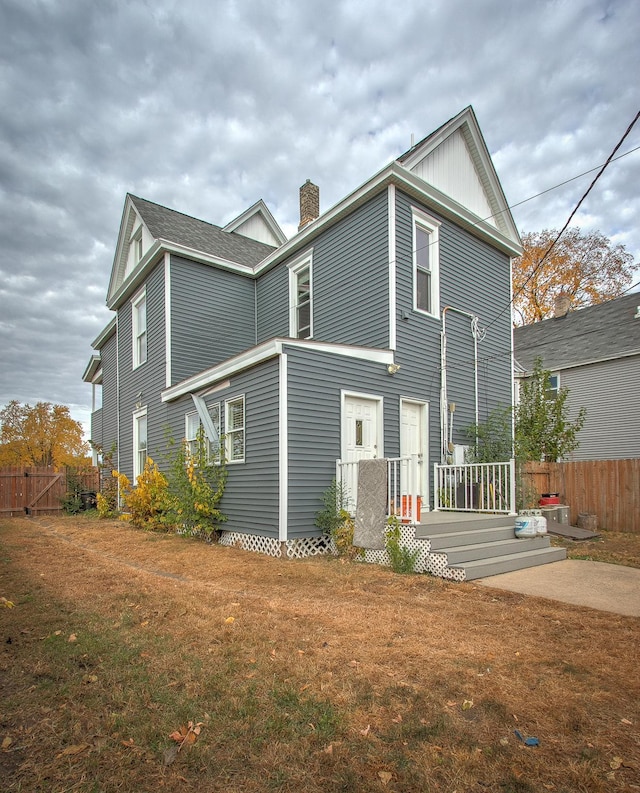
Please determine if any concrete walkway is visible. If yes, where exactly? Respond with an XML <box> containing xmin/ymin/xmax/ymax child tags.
<box><xmin>476</xmin><ymin>559</ymin><xmax>640</xmax><ymax>617</ymax></box>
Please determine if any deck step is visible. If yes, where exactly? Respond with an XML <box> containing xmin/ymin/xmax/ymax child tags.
<box><xmin>449</xmin><ymin>547</ymin><xmax>567</xmax><ymax>581</ymax></box>
<box><xmin>438</xmin><ymin>536</ymin><xmax>550</xmax><ymax>565</ymax></box>
<box><xmin>414</xmin><ymin>515</ymin><xmax>514</xmax><ymax>537</ymax></box>
<box><xmin>428</xmin><ymin>525</ymin><xmax>517</xmax><ymax>549</ymax></box>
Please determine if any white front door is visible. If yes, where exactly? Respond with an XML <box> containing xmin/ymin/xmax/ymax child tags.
<box><xmin>340</xmin><ymin>394</ymin><xmax>383</xmax><ymax>510</ymax></box>
<box><xmin>343</xmin><ymin>394</ymin><xmax>381</xmax><ymax>462</ymax></box>
<box><xmin>400</xmin><ymin>399</ymin><xmax>428</xmax><ymax>503</ymax></box>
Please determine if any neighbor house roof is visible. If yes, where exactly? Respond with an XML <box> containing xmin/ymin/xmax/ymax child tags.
<box><xmin>129</xmin><ymin>195</ymin><xmax>276</xmax><ymax>267</ymax></box>
<box><xmin>514</xmin><ymin>292</ymin><xmax>640</xmax><ymax>373</ymax></box>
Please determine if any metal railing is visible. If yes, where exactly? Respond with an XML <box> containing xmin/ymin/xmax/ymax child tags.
<box><xmin>433</xmin><ymin>460</ymin><xmax>516</xmax><ymax>514</ymax></box>
<box><xmin>336</xmin><ymin>456</ymin><xmax>424</xmax><ymax>524</ymax></box>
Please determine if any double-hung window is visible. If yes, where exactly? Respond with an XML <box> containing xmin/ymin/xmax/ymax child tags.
<box><xmin>545</xmin><ymin>373</ymin><xmax>560</xmax><ymax>401</ymax></box>
<box><xmin>225</xmin><ymin>395</ymin><xmax>245</xmax><ymax>463</ymax></box>
<box><xmin>133</xmin><ymin>407</ymin><xmax>147</xmax><ymax>480</ymax></box>
<box><xmin>185</xmin><ymin>403</ymin><xmax>221</xmax><ymax>463</ymax></box>
<box><xmin>412</xmin><ymin>209</ymin><xmax>440</xmax><ymax>318</ymax></box>
<box><xmin>132</xmin><ymin>289</ymin><xmax>147</xmax><ymax>368</ymax></box>
<box><xmin>289</xmin><ymin>253</ymin><xmax>313</xmax><ymax>339</ymax></box>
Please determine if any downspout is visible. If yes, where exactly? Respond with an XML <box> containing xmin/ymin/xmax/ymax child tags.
<box><xmin>440</xmin><ymin>306</ymin><xmax>484</xmax><ymax>462</ymax></box>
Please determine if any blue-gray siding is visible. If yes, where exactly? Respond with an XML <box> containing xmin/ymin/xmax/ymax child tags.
<box><xmin>170</xmin><ymin>255</ymin><xmax>256</xmax><ymax>383</ymax></box>
<box><xmin>116</xmin><ymin>263</ymin><xmax>168</xmax><ymax>479</ymax></box>
<box><xmin>165</xmin><ymin>356</ymin><xmax>281</xmax><ymax>537</ymax></box>
<box><xmin>394</xmin><ymin>190</ymin><xmax>512</xmax><ymax>450</ymax></box>
<box><xmin>93</xmin><ymin>331</ymin><xmax>118</xmax><ymax>455</ymax></box>
<box><xmin>256</xmin><ymin>193</ymin><xmax>389</xmax><ymax>348</ymax></box>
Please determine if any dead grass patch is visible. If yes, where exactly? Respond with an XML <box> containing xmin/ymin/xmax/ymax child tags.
<box><xmin>1</xmin><ymin>515</ymin><xmax>639</xmax><ymax>792</ymax></box>
<box><xmin>552</xmin><ymin>528</ymin><xmax>640</xmax><ymax>569</ymax></box>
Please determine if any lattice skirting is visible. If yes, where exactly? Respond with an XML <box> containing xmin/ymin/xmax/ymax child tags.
<box><xmin>218</xmin><ymin>531</ymin><xmax>332</xmax><ymax>559</ymax></box>
<box><xmin>218</xmin><ymin>528</ymin><xmax>465</xmax><ymax>580</ymax></box>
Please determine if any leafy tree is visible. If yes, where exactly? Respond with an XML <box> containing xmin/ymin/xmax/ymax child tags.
<box><xmin>515</xmin><ymin>359</ymin><xmax>586</xmax><ymax>462</ymax></box>
<box><xmin>0</xmin><ymin>401</ymin><xmax>90</xmax><ymax>467</ymax></box>
<box><xmin>513</xmin><ymin>228</ymin><xmax>635</xmax><ymax>325</ymax></box>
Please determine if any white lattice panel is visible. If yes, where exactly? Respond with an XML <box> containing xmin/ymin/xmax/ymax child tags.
<box><xmin>219</xmin><ymin>531</ymin><xmax>282</xmax><ymax>557</ymax></box>
<box><xmin>425</xmin><ymin>551</ymin><xmax>465</xmax><ymax>581</ymax></box>
<box><xmin>363</xmin><ymin>526</ymin><xmax>430</xmax><ymax>573</ymax></box>
<box><xmin>286</xmin><ymin>536</ymin><xmax>332</xmax><ymax>559</ymax></box>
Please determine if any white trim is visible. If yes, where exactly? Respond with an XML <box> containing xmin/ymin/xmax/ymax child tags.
<box><xmin>412</xmin><ymin>207</ymin><xmax>440</xmax><ymax>319</ymax></box>
<box><xmin>132</xmin><ymin>405</ymin><xmax>147</xmax><ymax>480</ymax></box>
<box><xmin>340</xmin><ymin>390</ymin><xmax>384</xmax><ymax>461</ymax></box>
<box><xmin>91</xmin><ymin>317</ymin><xmax>117</xmax><ymax>350</ymax></box>
<box><xmin>388</xmin><ymin>185</ymin><xmax>397</xmax><ymax>351</ymax></box>
<box><xmin>288</xmin><ymin>248</ymin><xmax>313</xmax><ymax>339</ymax></box>
<box><xmin>131</xmin><ymin>287</ymin><xmax>147</xmax><ymax>369</ymax></box>
<box><xmin>164</xmin><ymin>252</ymin><xmax>171</xmax><ymax>388</ymax></box>
<box><xmin>279</xmin><ymin>354</ymin><xmax>288</xmax><ymax>542</ymax></box>
<box><xmin>161</xmin><ymin>338</ymin><xmax>394</xmax><ymax>402</ymax></box>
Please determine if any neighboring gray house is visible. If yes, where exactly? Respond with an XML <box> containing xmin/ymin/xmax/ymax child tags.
<box><xmin>514</xmin><ymin>292</ymin><xmax>640</xmax><ymax>460</ymax></box>
<box><xmin>84</xmin><ymin>106</ymin><xmax>524</xmax><ymax>560</ymax></box>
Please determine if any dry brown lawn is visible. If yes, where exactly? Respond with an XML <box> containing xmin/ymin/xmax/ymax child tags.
<box><xmin>1</xmin><ymin>515</ymin><xmax>639</xmax><ymax>793</ymax></box>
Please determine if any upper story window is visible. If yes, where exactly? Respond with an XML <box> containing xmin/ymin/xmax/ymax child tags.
<box><xmin>225</xmin><ymin>395</ymin><xmax>245</xmax><ymax>463</ymax></box>
<box><xmin>132</xmin><ymin>227</ymin><xmax>143</xmax><ymax>262</ymax></box>
<box><xmin>412</xmin><ymin>209</ymin><xmax>440</xmax><ymax>318</ymax></box>
<box><xmin>132</xmin><ymin>289</ymin><xmax>147</xmax><ymax>368</ymax></box>
<box><xmin>289</xmin><ymin>252</ymin><xmax>313</xmax><ymax>339</ymax></box>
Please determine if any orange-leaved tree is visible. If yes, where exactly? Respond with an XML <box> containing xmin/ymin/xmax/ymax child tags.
<box><xmin>513</xmin><ymin>228</ymin><xmax>635</xmax><ymax>325</ymax></box>
<box><xmin>0</xmin><ymin>401</ymin><xmax>90</xmax><ymax>468</ymax></box>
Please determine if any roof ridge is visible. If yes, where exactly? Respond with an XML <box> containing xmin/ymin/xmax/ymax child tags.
<box><xmin>129</xmin><ymin>193</ymin><xmax>223</xmax><ymax>232</ymax></box>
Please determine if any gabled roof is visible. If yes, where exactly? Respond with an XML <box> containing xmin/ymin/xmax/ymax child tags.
<box><xmin>223</xmin><ymin>199</ymin><xmax>287</xmax><ymax>246</ymax></box>
<box><xmin>514</xmin><ymin>292</ymin><xmax>640</xmax><ymax>373</ymax></box>
<box><xmin>107</xmin><ymin>195</ymin><xmax>277</xmax><ymax>307</ymax></box>
<box><xmin>398</xmin><ymin>106</ymin><xmax>520</xmax><ymax>247</ymax></box>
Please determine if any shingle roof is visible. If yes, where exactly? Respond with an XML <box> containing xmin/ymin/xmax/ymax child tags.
<box><xmin>129</xmin><ymin>195</ymin><xmax>276</xmax><ymax>267</ymax></box>
<box><xmin>514</xmin><ymin>292</ymin><xmax>640</xmax><ymax>372</ymax></box>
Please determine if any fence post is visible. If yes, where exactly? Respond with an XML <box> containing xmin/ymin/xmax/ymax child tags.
<box><xmin>509</xmin><ymin>459</ymin><xmax>516</xmax><ymax>515</ymax></box>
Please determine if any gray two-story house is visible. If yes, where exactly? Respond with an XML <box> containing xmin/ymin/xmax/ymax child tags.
<box><xmin>84</xmin><ymin>106</ymin><xmax>525</xmax><ymax>564</ymax></box>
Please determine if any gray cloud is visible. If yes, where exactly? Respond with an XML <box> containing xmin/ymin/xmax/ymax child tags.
<box><xmin>1</xmin><ymin>0</ymin><xmax>638</xmax><ymax>433</ymax></box>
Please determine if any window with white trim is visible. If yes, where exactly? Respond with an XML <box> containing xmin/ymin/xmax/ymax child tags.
<box><xmin>132</xmin><ymin>227</ymin><xmax>143</xmax><ymax>262</ymax></box>
<box><xmin>545</xmin><ymin>373</ymin><xmax>560</xmax><ymax>401</ymax></box>
<box><xmin>225</xmin><ymin>395</ymin><xmax>245</xmax><ymax>463</ymax></box>
<box><xmin>412</xmin><ymin>210</ymin><xmax>440</xmax><ymax>318</ymax></box>
<box><xmin>133</xmin><ymin>407</ymin><xmax>147</xmax><ymax>480</ymax></box>
<box><xmin>289</xmin><ymin>255</ymin><xmax>312</xmax><ymax>339</ymax></box>
<box><xmin>185</xmin><ymin>403</ymin><xmax>221</xmax><ymax>463</ymax></box>
<box><xmin>132</xmin><ymin>289</ymin><xmax>147</xmax><ymax>368</ymax></box>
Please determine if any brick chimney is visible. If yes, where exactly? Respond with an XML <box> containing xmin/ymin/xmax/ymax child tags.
<box><xmin>554</xmin><ymin>291</ymin><xmax>571</xmax><ymax>318</ymax></box>
<box><xmin>298</xmin><ymin>179</ymin><xmax>319</xmax><ymax>231</ymax></box>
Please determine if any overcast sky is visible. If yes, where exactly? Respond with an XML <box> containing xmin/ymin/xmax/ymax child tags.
<box><xmin>1</xmin><ymin>0</ymin><xmax>639</xmax><ymax>435</ymax></box>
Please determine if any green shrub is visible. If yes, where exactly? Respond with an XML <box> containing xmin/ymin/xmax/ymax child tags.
<box><xmin>385</xmin><ymin>516</ymin><xmax>419</xmax><ymax>574</ymax></box>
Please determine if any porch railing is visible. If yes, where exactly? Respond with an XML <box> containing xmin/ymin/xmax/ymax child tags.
<box><xmin>336</xmin><ymin>456</ymin><xmax>423</xmax><ymax>524</ymax></box>
<box><xmin>433</xmin><ymin>460</ymin><xmax>516</xmax><ymax>514</ymax></box>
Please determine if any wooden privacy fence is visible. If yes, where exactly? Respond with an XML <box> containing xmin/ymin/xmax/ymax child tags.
<box><xmin>523</xmin><ymin>460</ymin><xmax>640</xmax><ymax>534</ymax></box>
<box><xmin>0</xmin><ymin>467</ymin><xmax>100</xmax><ymax>517</ymax></box>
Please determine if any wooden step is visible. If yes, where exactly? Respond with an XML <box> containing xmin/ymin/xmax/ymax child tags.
<box><xmin>428</xmin><ymin>525</ymin><xmax>517</xmax><ymax>549</ymax></box>
<box><xmin>414</xmin><ymin>515</ymin><xmax>515</xmax><ymax>538</ymax></box>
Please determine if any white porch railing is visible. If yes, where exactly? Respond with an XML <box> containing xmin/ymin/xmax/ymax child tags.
<box><xmin>433</xmin><ymin>460</ymin><xmax>516</xmax><ymax>514</ymax></box>
<box><xmin>336</xmin><ymin>456</ymin><xmax>424</xmax><ymax>524</ymax></box>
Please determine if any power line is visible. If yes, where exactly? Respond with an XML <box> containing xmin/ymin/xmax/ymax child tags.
<box><xmin>486</xmin><ymin>109</ymin><xmax>640</xmax><ymax>330</ymax></box>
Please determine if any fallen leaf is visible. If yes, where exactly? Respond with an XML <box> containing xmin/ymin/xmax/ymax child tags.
<box><xmin>378</xmin><ymin>771</ymin><xmax>392</xmax><ymax>785</ymax></box>
<box><xmin>392</xmin><ymin>714</ymin><xmax>402</xmax><ymax>723</ymax></box>
<box><xmin>83</xmin><ymin>674</ymin><xmax>98</xmax><ymax>684</ymax></box>
<box><xmin>1</xmin><ymin>597</ymin><xmax>15</xmax><ymax>608</ymax></box>
<box><xmin>224</xmin><ymin>616</ymin><xmax>235</xmax><ymax>625</ymax></box>
<box><xmin>163</xmin><ymin>744</ymin><xmax>179</xmax><ymax>766</ymax></box>
<box><xmin>121</xmin><ymin>738</ymin><xmax>135</xmax><ymax>747</ymax></box>
<box><xmin>298</xmin><ymin>650</ymin><xmax>305</xmax><ymax>656</ymax></box>
<box><xmin>54</xmin><ymin>630</ymin><xmax>62</xmax><ymax>636</ymax></box>
<box><xmin>2</xmin><ymin>736</ymin><xmax>12</xmax><ymax>750</ymax></box>
<box><xmin>610</xmin><ymin>757</ymin><xmax>623</xmax><ymax>770</ymax></box>
<box><xmin>621</xmin><ymin>718</ymin><xmax>633</xmax><ymax>725</ymax></box>
<box><xmin>359</xmin><ymin>724</ymin><xmax>371</xmax><ymax>736</ymax></box>
<box><xmin>349</xmin><ymin>660</ymin><xmax>359</xmax><ymax>667</ymax></box>
<box><xmin>462</xmin><ymin>700</ymin><xmax>474</xmax><ymax>711</ymax></box>
<box><xmin>446</xmin><ymin>701</ymin><xmax>457</xmax><ymax>708</ymax></box>
<box><xmin>500</xmin><ymin>738</ymin><xmax>509</xmax><ymax>746</ymax></box>
<box><xmin>57</xmin><ymin>743</ymin><xmax>90</xmax><ymax>757</ymax></box>
<box><xmin>270</xmin><ymin>649</ymin><xmax>276</xmax><ymax>658</ymax></box>
<box><xmin>68</xmin><ymin>634</ymin><xmax>77</xmax><ymax>643</ymax></box>
<box><xmin>140</xmin><ymin>620</ymin><xmax>149</xmax><ymax>627</ymax></box>
<box><xmin>323</xmin><ymin>743</ymin><xmax>333</xmax><ymax>755</ymax></box>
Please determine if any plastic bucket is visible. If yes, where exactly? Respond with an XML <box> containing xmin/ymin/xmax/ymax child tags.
<box><xmin>515</xmin><ymin>517</ymin><xmax>537</xmax><ymax>538</ymax></box>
